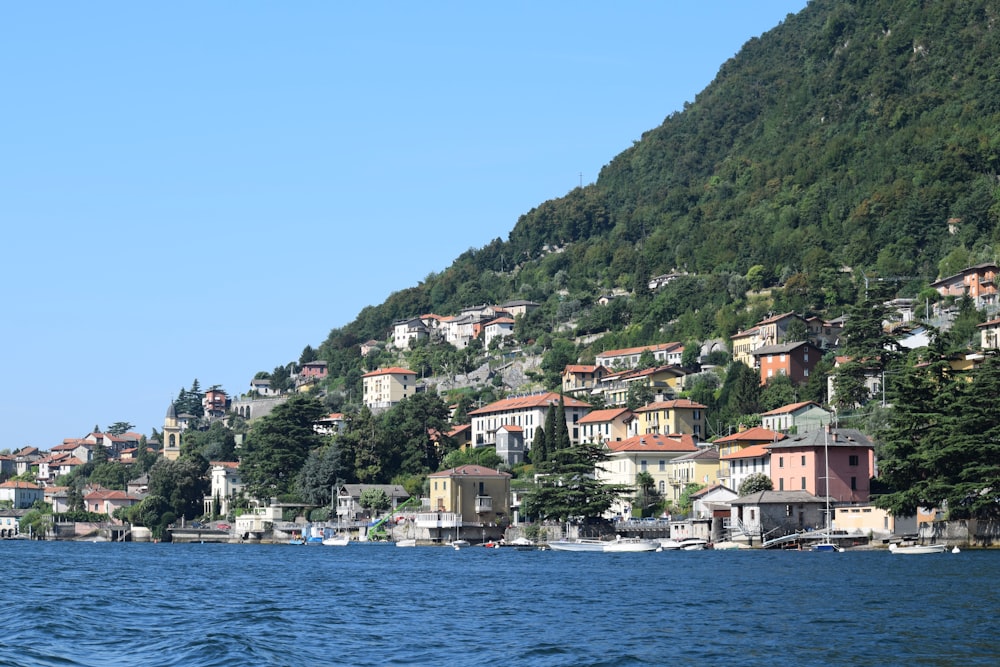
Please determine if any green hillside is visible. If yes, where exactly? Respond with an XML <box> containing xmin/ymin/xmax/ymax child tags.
<box><xmin>309</xmin><ymin>0</ymin><xmax>1000</xmax><ymax>399</ymax></box>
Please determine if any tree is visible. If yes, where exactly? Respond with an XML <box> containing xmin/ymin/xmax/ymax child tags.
<box><xmin>633</xmin><ymin>471</ymin><xmax>658</xmax><ymax>518</ymax></box>
<box><xmin>554</xmin><ymin>394</ymin><xmax>571</xmax><ymax>452</ymax></box>
<box><xmin>760</xmin><ymin>375</ymin><xmax>797</xmax><ymax>412</ymax></box>
<box><xmin>738</xmin><ymin>472</ymin><xmax>774</xmax><ymax>496</ymax></box>
<box><xmin>676</xmin><ymin>483</ymin><xmax>704</xmax><ymax>514</ymax></box>
<box><xmin>148</xmin><ymin>457</ymin><xmax>210</xmax><ymax>520</ymax></box>
<box><xmin>106</xmin><ymin>422</ymin><xmax>135</xmax><ymax>436</ymax></box>
<box><xmin>359</xmin><ymin>488</ymin><xmax>390</xmax><ymax>514</ymax></box>
<box><xmin>521</xmin><ymin>441</ymin><xmax>630</xmax><ymax>522</ymax></box>
<box><xmin>530</xmin><ymin>425</ymin><xmax>547</xmax><ymax>464</ymax></box>
<box><xmin>295</xmin><ymin>442</ymin><xmax>343</xmax><ymax>507</ymax></box>
<box><xmin>240</xmin><ymin>394</ymin><xmax>326</xmax><ymax>500</ymax></box>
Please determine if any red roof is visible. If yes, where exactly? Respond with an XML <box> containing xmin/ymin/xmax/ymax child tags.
<box><xmin>760</xmin><ymin>401</ymin><xmax>821</xmax><ymax>416</ymax></box>
<box><xmin>578</xmin><ymin>408</ymin><xmax>632</xmax><ymax>424</ymax></box>
<box><xmin>0</xmin><ymin>480</ymin><xmax>41</xmax><ymax>490</ymax></box>
<box><xmin>563</xmin><ymin>364</ymin><xmax>602</xmax><ymax>375</ymax></box>
<box><xmin>497</xmin><ymin>424</ymin><xmax>523</xmax><ymax>432</ymax></box>
<box><xmin>714</xmin><ymin>427</ymin><xmax>785</xmax><ymax>444</ymax></box>
<box><xmin>605</xmin><ymin>433</ymin><xmax>698</xmax><ymax>453</ymax></box>
<box><xmin>720</xmin><ymin>443</ymin><xmax>770</xmax><ymax>460</ymax></box>
<box><xmin>468</xmin><ymin>392</ymin><xmax>590</xmax><ymax>416</ymax></box>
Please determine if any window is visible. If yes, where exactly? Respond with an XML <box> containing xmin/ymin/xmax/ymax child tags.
<box><xmin>779</xmin><ymin>456</ymin><xmax>784</xmax><ymax>468</ymax></box>
<box><xmin>659</xmin><ymin>481</ymin><xmax>665</xmax><ymax>493</ymax></box>
<box><xmin>801</xmin><ymin>477</ymin><xmax>806</xmax><ymax>490</ymax></box>
<box><xmin>801</xmin><ymin>455</ymin><xmax>806</xmax><ymax>466</ymax></box>
<box><xmin>804</xmin><ymin>369</ymin><xmax>810</xmax><ymax>377</ymax></box>
<box><xmin>659</xmin><ymin>460</ymin><xmax>665</xmax><ymax>472</ymax></box>
<box><xmin>640</xmin><ymin>460</ymin><xmax>647</xmax><ymax>472</ymax></box>
<box><xmin>779</xmin><ymin>478</ymin><xmax>784</xmax><ymax>490</ymax></box>
<box><xmin>780</xmin><ymin>354</ymin><xmax>786</xmax><ymax>362</ymax></box>
<box><xmin>851</xmin><ymin>477</ymin><xmax>857</xmax><ymax>491</ymax></box>
<box><xmin>849</xmin><ymin>455</ymin><xmax>859</xmax><ymax>466</ymax></box>
<box><xmin>767</xmin><ymin>355</ymin><xmax>773</xmax><ymax>362</ymax></box>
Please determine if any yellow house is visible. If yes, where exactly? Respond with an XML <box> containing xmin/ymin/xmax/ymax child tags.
<box><xmin>361</xmin><ymin>367</ymin><xmax>417</xmax><ymax>412</ymax></box>
<box><xmin>578</xmin><ymin>408</ymin><xmax>634</xmax><ymax>444</ymax></box>
<box><xmin>427</xmin><ymin>465</ymin><xmax>511</xmax><ymax>526</ymax></box>
<box><xmin>633</xmin><ymin>399</ymin><xmax>707</xmax><ymax>438</ymax></box>
<box><xmin>597</xmin><ymin>433</ymin><xmax>699</xmax><ymax>517</ymax></box>
<box><xmin>665</xmin><ymin>447</ymin><xmax>721</xmax><ymax>503</ymax></box>
<box><xmin>597</xmin><ymin>365</ymin><xmax>687</xmax><ymax>406</ymax></box>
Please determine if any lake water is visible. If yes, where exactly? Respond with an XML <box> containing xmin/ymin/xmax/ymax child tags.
<box><xmin>2</xmin><ymin>540</ymin><xmax>996</xmax><ymax>666</ymax></box>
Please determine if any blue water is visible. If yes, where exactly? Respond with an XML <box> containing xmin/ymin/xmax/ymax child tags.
<box><xmin>1</xmin><ymin>541</ymin><xmax>996</xmax><ymax>666</ymax></box>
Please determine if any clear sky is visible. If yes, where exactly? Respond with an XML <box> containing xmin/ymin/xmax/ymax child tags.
<box><xmin>1</xmin><ymin>1</ymin><xmax>807</xmax><ymax>450</ymax></box>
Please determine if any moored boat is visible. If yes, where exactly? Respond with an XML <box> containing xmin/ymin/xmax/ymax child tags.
<box><xmin>547</xmin><ymin>538</ymin><xmax>608</xmax><ymax>552</ymax></box>
<box><xmin>889</xmin><ymin>543</ymin><xmax>947</xmax><ymax>555</ymax></box>
<box><xmin>322</xmin><ymin>534</ymin><xmax>350</xmax><ymax>546</ymax></box>
<box><xmin>603</xmin><ymin>537</ymin><xmax>660</xmax><ymax>553</ymax></box>
<box><xmin>395</xmin><ymin>538</ymin><xmax>416</xmax><ymax>548</ymax></box>
<box><xmin>451</xmin><ymin>539</ymin><xmax>472</xmax><ymax>550</ymax></box>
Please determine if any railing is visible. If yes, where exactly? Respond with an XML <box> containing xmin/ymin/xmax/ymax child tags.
<box><xmin>475</xmin><ymin>496</ymin><xmax>492</xmax><ymax>513</ymax></box>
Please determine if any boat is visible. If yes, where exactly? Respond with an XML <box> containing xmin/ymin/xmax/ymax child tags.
<box><xmin>482</xmin><ymin>541</ymin><xmax>501</xmax><ymax>549</ymax></box>
<box><xmin>602</xmin><ymin>537</ymin><xmax>660</xmax><ymax>553</ymax></box>
<box><xmin>889</xmin><ymin>543</ymin><xmax>947</xmax><ymax>555</ymax></box>
<box><xmin>658</xmin><ymin>538</ymin><xmax>684</xmax><ymax>550</ymax></box>
<box><xmin>679</xmin><ymin>538</ymin><xmax>710</xmax><ymax>550</ymax></box>
<box><xmin>451</xmin><ymin>539</ymin><xmax>472</xmax><ymax>550</ymax></box>
<box><xmin>810</xmin><ymin>428</ymin><xmax>844</xmax><ymax>553</ymax></box>
<box><xmin>322</xmin><ymin>534</ymin><xmax>350</xmax><ymax>546</ymax></box>
<box><xmin>547</xmin><ymin>538</ymin><xmax>608</xmax><ymax>552</ymax></box>
<box><xmin>510</xmin><ymin>537</ymin><xmax>538</xmax><ymax>551</ymax></box>
<box><xmin>395</xmin><ymin>538</ymin><xmax>417</xmax><ymax>548</ymax></box>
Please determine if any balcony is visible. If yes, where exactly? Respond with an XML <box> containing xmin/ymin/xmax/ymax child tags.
<box><xmin>475</xmin><ymin>496</ymin><xmax>493</xmax><ymax>513</ymax></box>
<box><xmin>415</xmin><ymin>512</ymin><xmax>461</xmax><ymax>528</ymax></box>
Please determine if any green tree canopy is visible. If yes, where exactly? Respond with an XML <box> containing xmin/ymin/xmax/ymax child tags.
<box><xmin>738</xmin><ymin>472</ymin><xmax>774</xmax><ymax>496</ymax></box>
<box><xmin>241</xmin><ymin>394</ymin><xmax>326</xmax><ymax>500</ymax></box>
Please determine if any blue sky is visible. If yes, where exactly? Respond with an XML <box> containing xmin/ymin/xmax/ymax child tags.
<box><xmin>1</xmin><ymin>1</ymin><xmax>807</xmax><ymax>450</ymax></box>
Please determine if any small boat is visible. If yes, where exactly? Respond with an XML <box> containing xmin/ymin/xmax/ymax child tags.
<box><xmin>889</xmin><ymin>543</ymin><xmax>947</xmax><ymax>555</ymax></box>
<box><xmin>679</xmin><ymin>538</ymin><xmax>710</xmax><ymax>551</ymax></box>
<box><xmin>811</xmin><ymin>542</ymin><xmax>844</xmax><ymax>552</ymax></box>
<box><xmin>658</xmin><ymin>538</ymin><xmax>684</xmax><ymax>550</ymax></box>
<box><xmin>547</xmin><ymin>538</ymin><xmax>608</xmax><ymax>552</ymax></box>
<box><xmin>603</xmin><ymin>537</ymin><xmax>660</xmax><ymax>553</ymax></box>
<box><xmin>451</xmin><ymin>539</ymin><xmax>472</xmax><ymax>550</ymax></box>
<box><xmin>510</xmin><ymin>537</ymin><xmax>538</xmax><ymax>551</ymax></box>
<box><xmin>482</xmin><ymin>541</ymin><xmax>500</xmax><ymax>549</ymax></box>
<box><xmin>322</xmin><ymin>534</ymin><xmax>350</xmax><ymax>546</ymax></box>
<box><xmin>395</xmin><ymin>538</ymin><xmax>416</xmax><ymax>548</ymax></box>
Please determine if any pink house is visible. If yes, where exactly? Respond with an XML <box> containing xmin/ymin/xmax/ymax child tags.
<box><xmin>84</xmin><ymin>488</ymin><xmax>141</xmax><ymax>518</ymax></box>
<box><xmin>766</xmin><ymin>427</ymin><xmax>874</xmax><ymax>503</ymax></box>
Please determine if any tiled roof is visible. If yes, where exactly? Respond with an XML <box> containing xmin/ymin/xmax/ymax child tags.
<box><xmin>720</xmin><ymin>443</ymin><xmax>770</xmax><ymax>460</ymax></box>
<box><xmin>428</xmin><ymin>465</ymin><xmax>511</xmax><ymax>478</ymax></box>
<box><xmin>578</xmin><ymin>408</ymin><xmax>632</xmax><ymax>424</ymax></box>
<box><xmin>468</xmin><ymin>392</ymin><xmax>590</xmax><ymax>415</ymax></box>
<box><xmin>760</xmin><ymin>401</ymin><xmax>821</xmax><ymax>416</ymax></box>
<box><xmin>714</xmin><ymin>427</ymin><xmax>785</xmax><ymax>443</ymax></box>
<box><xmin>362</xmin><ymin>367</ymin><xmax>416</xmax><ymax>378</ymax></box>
<box><xmin>633</xmin><ymin>399</ymin><xmax>707</xmax><ymax>412</ymax></box>
<box><xmin>597</xmin><ymin>342</ymin><xmax>682</xmax><ymax>358</ymax></box>
<box><xmin>767</xmin><ymin>428</ymin><xmax>873</xmax><ymax>450</ymax></box>
<box><xmin>605</xmin><ymin>433</ymin><xmax>698</xmax><ymax>453</ymax></box>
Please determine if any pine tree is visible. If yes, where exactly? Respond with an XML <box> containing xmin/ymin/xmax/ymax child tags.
<box><xmin>531</xmin><ymin>425</ymin><xmax>547</xmax><ymax>464</ymax></box>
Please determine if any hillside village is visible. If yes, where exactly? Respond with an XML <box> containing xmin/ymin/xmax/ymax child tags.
<box><xmin>3</xmin><ymin>261</ymin><xmax>999</xmax><ymax>547</ymax></box>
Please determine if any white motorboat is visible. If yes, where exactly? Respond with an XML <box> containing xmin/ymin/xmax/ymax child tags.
<box><xmin>451</xmin><ymin>539</ymin><xmax>472</xmax><ymax>550</ymax></box>
<box><xmin>603</xmin><ymin>537</ymin><xmax>660</xmax><ymax>553</ymax></box>
<box><xmin>547</xmin><ymin>538</ymin><xmax>608</xmax><ymax>552</ymax></box>
<box><xmin>395</xmin><ymin>538</ymin><xmax>416</xmax><ymax>548</ymax></box>
<box><xmin>889</xmin><ymin>543</ymin><xmax>947</xmax><ymax>555</ymax></box>
<box><xmin>679</xmin><ymin>538</ymin><xmax>709</xmax><ymax>550</ymax></box>
<box><xmin>322</xmin><ymin>534</ymin><xmax>350</xmax><ymax>546</ymax></box>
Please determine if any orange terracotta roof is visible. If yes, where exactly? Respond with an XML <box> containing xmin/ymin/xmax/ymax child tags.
<box><xmin>468</xmin><ymin>392</ymin><xmax>591</xmax><ymax>415</ymax></box>
<box><xmin>714</xmin><ymin>427</ymin><xmax>785</xmax><ymax>443</ymax></box>
<box><xmin>633</xmin><ymin>399</ymin><xmax>707</xmax><ymax>412</ymax></box>
<box><xmin>597</xmin><ymin>342</ymin><xmax>682</xmax><ymax>358</ymax></box>
<box><xmin>563</xmin><ymin>364</ymin><xmax>600</xmax><ymax>374</ymax></box>
<box><xmin>605</xmin><ymin>433</ymin><xmax>698</xmax><ymax>453</ymax></box>
<box><xmin>578</xmin><ymin>408</ymin><xmax>632</xmax><ymax>424</ymax></box>
<box><xmin>210</xmin><ymin>461</ymin><xmax>240</xmax><ymax>469</ymax></box>
<box><xmin>0</xmin><ymin>480</ymin><xmax>41</xmax><ymax>489</ymax></box>
<box><xmin>720</xmin><ymin>443</ymin><xmax>771</xmax><ymax>460</ymax></box>
<box><xmin>760</xmin><ymin>401</ymin><xmax>820</xmax><ymax>416</ymax></box>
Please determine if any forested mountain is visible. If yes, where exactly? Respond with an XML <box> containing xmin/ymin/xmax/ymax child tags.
<box><xmin>312</xmin><ymin>0</ymin><xmax>1000</xmax><ymax>394</ymax></box>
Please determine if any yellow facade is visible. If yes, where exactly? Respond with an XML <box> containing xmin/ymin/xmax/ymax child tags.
<box><xmin>428</xmin><ymin>465</ymin><xmax>511</xmax><ymax>524</ymax></box>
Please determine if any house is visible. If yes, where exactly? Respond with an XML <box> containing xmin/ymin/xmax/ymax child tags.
<box><xmin>0</xmin><ymin>480</ymin><xmax>43</xmax><ymax>509</ymax></box>
<box><xmin>597</xmin><ymin>433</ymin><xmax>699</xmax><ymax>516</ymax></box>
<box><xmin>299</xmin><ymin>360</ymin><xmax>328</xmax><ymax>381</ymax></box>
<box><xmin>44</xmin><ymin>486</ymin><xmax>72</xmax><ymax>513</ymax></box>
<box><xmin>760</xmin><ymin>401</ymin><xmax>832</xmax><ymax>434</ymax></box>
<box><xmin>499</xmin><ymin>300</ymin><xmax>540</xmax><ymax>318</ymax></box>
<box><xmin>12</xmin><ymin>446</ymin><xmax>42</xmax><ymax>476</ymax></box>
<box><xmin>362</xmin><ymin>367</ymin><xmax>417</xmax><ymax>412</ymax></box>
<box><xmin>203</xmin><ymin>461</ymin><xmax>243</xmax><ymax>517</ymax></box>
<box><xmin>83</xmin><ymin>488</ymin><xmax>140</xmax><ymax>517</ymax></box>
<box><xmin>730</xmin><ymin>312</ymin><xmax>805</xmax><ymax>368</ymax></box>
<box><xmin>752</xmin><ymin>340</ymin><xmax>822</xmax><ymax>386</ymax></box>
<box><xmin>447</xmin><ymin>424</ymin><xmax>472</xmax><ymax>450</ymax></box>
<box><xmin>767</xmin><ymin>427</ymin><xmax>874</xmax><ymax>503</ymax></box>
<box><xmin>313</xmin><ymin>413</ymin><xmax>345</xmax><ymax>436</ymax></box>
<box><xmin>495</xmin><ymin>425</ymin><xmax>524</xmax><ymax>466</ymax></box>
<box><xmin>665</xmin><ymin>447</ymin><xmax>721</xmax><ymax>503</ymax></box>
<box><xmin>249</xmin><ymin>377</ymin><xmax>274</xmax><ymax>396</ymax></box>
<box><xmin>202</xmin><ymin>388</ymin><xmax>230</xmax><ymax>419</ymax></box>
<box><xmin>468</xmin><ymin>391</ymin><xmax>591</xmax><ymax>452</ymax></box>
<box><xmin>714</xmin><ymin>426</ymin><xmax>784</xmax><ymax>492</ymax></box>
<box><xmin>482</xmin><ymin>317</ymin><xmax>515</xmax><ymax>348</ymax></box>
<box><xmin>596</xmin><ymin>365</ymin><xmax>686</xmax><ymax>407</ymax></box>
<box><xmin>0</xmin><ymin>509</ymin><xmax>28</xmax><ymax>537</ymax></box>
<box><xmin>827</xmin><ymin>356</ymin><xmax>884</xmax><ymax>406</ymax></box>
<box><xmin>804</xmin><ymin>315</ymin><xmax>844</xmax><ymax>350</ymax></box>
<box><xmin>578</xmin><ymin>408</ymin><xmax>634</xmax><ymax>444</ymax></box>
<box><xmin>979</xmin><ymin>317</ymin><xmax>1000</xmax><ymax>350</ymax></box>
<box><xmin>689</xmin><ymin>484</ymin><xmax>738</xmax><ymax>522</ymax></box>
<box><xmin>335</xmin><ymin>484</ymin><xmax>410</xmax><ymax>522</ymax></box>
<box><xmin>392</xmin><ymin>318</ymin><xmax>429</xmax><ymax>349</ymax></box>
<box><xmin>595</xmin><ymin>342</ymin><xmax>684</xmax><ymax>370</ymax></box>
<box><xmin>561</xmin><ymin>364</ymin><xmax>608</xmax><ymax>397</ymax></box>
<box><xmin>720</xmin><ymin>444</ymin><xmax>771</xmax><ymax>496</ymax></box>
<box><xmin>426</xmin><ymin>465</ymin><xmax>511</xmax><ymax>530</ymax></box>
<box><xmin>360</xmin><ymin>339</ymin><xmax>382</xmax><ymax>357</ymax></box>
<box><xmin>51</xmin><ymin>440</ymin><xmax>94</xmax><ymax>464</ymax></box>
<box><xmin>632</xmin><ymin>399</ymin><xmax>707</xmax><ymax>439</ymax></box>
<box><xmin>729</xmin><ymin>490</ymin><xmax>827</xmax><ymax>542</ymax></box>
<box><xmin>930</xmin><ymin>262</ymin><xmax>999</xmax><ymax>308</ymax></box>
